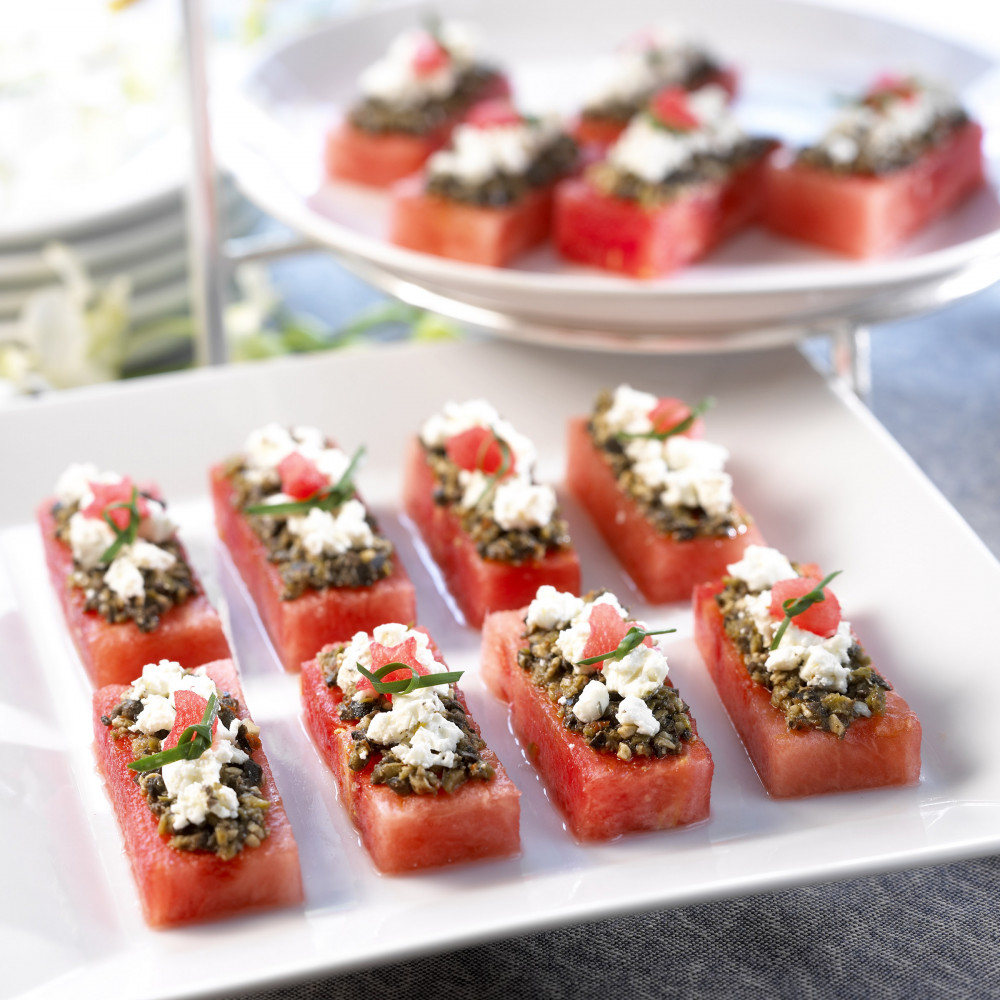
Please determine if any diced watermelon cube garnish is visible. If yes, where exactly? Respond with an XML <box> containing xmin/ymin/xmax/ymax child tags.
<box><xmin>649</xmin><ymin>397</ymin><xmax>705</xmax><ymax>439</ymax></box>
<box><xmin>465</xmin><ymin>99</ymin><xmax>523</xmax><ymax>130</ymax></box>
<box><xmin>412</xmin><ymin>34</ymin><xmax>450</xmax><ymax>77</ymax></box>
<box><xmin>82</xmin><ymin>478</ymin><xmax>150</xmax><ymax>530</ymax></box>
<box><xmin>579</xmin><ymin>603</ymin><xmax>651</xmax><ymax>668</ymax></box>
<box><xmin>161</xmin><ymin>689</ymin><xmax>218</xmax><ymax>751</ymax></box>
<box><xmin>770</xmin><ymin>577</ymin><xmax>842</xmax><ymax>638</ymax></box>
<box><xmin>867</xmin><ymin>73</ymin><xmax>918</xmax><ymax>104</ymax></box>
<box><xmin>445</xmin><ymin>426</ymin><xmax>514</xmax><ymax>476</ymax></box>
<box><xmin>277</xmin><ymin>451</ymin><xmax>328</xmax><ymax>500</ymax></box>
<box><xmin>649</xmin><ymin>87</ymin><xmax>700</xmax><ymax>132</ymax></box>
<box><xmin>354</xmin><ymin>637</ymin><xmax>431</xmax><ymax>702</ymax></box>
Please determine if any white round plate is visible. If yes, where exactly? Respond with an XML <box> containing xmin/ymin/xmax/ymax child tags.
<box><xmin>219</xmin><ymin>0</ymin><xmax>1000</xmax><ymax>348</ymax></box>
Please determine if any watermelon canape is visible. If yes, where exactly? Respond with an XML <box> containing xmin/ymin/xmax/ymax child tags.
<box><xmin>38</xmin><ymin>463</ymin><xmax>229</xmax><ymax>688</ymax></box>
<box><xmin>566</xmin><ymin>386</ymin><xmax>762</xmax><ymax>604</ymax></box>
<box><xmin>402</xmin><ymin>399</ymin><xmax>581</xmax><ymax>628</ymax></box>
<box><xmin>325</xmin><ymin>21</ymin><xmax>510</xmax><ymax>187</ymax></box>
<box><xmin>482</xmin><ymin>586</ymin><xmax>713</xmax><ymax>840</ymax></box>
<box><xmin>94</xmin><ymin>657</ymin><xmax>302</xmax><ymax>926</ymax></box>
<box><xmin>764</xmin><ymin>75</ymin><xmax>985</xmax><ymax>257</ymax></box>
<box><xmin>575</xmin><ymin>25</ymin><xmax>737</xmax><ymax>152</ymax></box>
<box><xmin>301</xmin><ymin>622</ymin><xmax>520</xmax><ymax>872</ymax></box>
<box><xmin>390</xmin><ymin>99</ymin><xmax>579</xmax><ymax>266</ymax></box>
<box><xmin>556</xmin><ymin>84</ymin><xmax>775</xmax><ymax>277</ymax></box>
<box><xmin>692</xmin><ymin>545</ymin><xmax>921</xmax><ymax>797</ymax></box>
<box><xmin>211</xmin><ymin>424</ymin><xmax>416</xmax><ymax>671</ymax></box>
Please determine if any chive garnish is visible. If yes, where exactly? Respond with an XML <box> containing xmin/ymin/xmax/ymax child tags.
<box><xmin>99</xmin><ymin>486</ymin><xmax>142</xmax><ymax>564</ymax></box>
<box><xmin>615</xmin><ymin>396</ymin><xmax>715</xmax><ymax>442</ymax></box>
<box><xmin>245</xmin><ymin>446</ymin><xmax>365</xmax><ymax>517</ymax></box>
<box><xmin>575</xmin><ymin>626</ymin><xmax>677</xmax><ymax>667</ymax></box>
<box><xmin>356</xmin><ymin>662</ymin><xmax>464</xmax><ymax>695</ymax></box>
<box><xmin>474</xmin><ymin>437</ymin><xmax>512</xmax><ymax>511</ymax></box>
<box><xmin>127</xmin><ymin>693</ymin><xmax>219</xmax><ymax>772</ymax></box>
<box><xmin>769</xmin><ymin>571</ymin><xmax>843</xmax><ymax>650</ymax></box>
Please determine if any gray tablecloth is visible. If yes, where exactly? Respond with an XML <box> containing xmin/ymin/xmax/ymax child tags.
<box><xmin>228</xmin><ymin>273</ymin><xmax>1000</xmax><ymax>1000</ymax></box>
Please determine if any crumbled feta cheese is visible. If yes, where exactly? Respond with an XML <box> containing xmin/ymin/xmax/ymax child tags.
<box><xmin>573</xmin><ymin>679</ymin><xmax>610</xmax><ymax>723</ymax></box>
<box><xmin>602</xmin><ymin>643</ymin><xmax>669</xmax><ymax>700</ymax></box>
<box><xmin>726</xmin><ymin>545</ymin><xmax>798</xmax><ymax>591</ymax></box>
<box><xmin>243</xmin><ymin>422</ymin><xmax>297</xmax><ymax>470</ymax></box>
<box><xmin>458</xmin><ymin>469</ymin><xmax>491</xmax><ymax>509</ymax></box>
<box><xmin>428</xmin><ymin>117</ymin><xmax>561</xmax><ymax>184</ymax></box>
<box><xmin>608</xmin><ymin>85</ymin><xmax>743</xmax><ymax>183</ymax></box>
<box><xmin>68</xmin><ymin>511</ymin><xmax>116</xmax><ymax>568</ymax></box>
<box><xmin>762</xmin><ymin>614</ymin><xmax>855</xmax><ymax>693</ymax></box>
<box><xmin>129</xmin><ymin>540</ymin><xmax>176</xmax><ymax>571</ymax></box>
<box><xmin>286</xmin><ymin>500</ymin><xmax>375</xmax><ymax>556</ymax></box>
<box><xmin>366</xmin><ymin>691</ymin><xmax>446</xmax><ymax>747</ymax></box>
<box><xmin>130</xmin><ymin>694</ymin><xmax>175</xmax><ymax>736</ymax></box>
<box><xmin>336</xmin><ymin>630</ymin><xmax>374</xmax><ymax>693</ymax></box>
<box><xmin>603</xmin><ymin>384</ymin><xmax>657</xmax><ymax>436</ymax></box>
<box><xmin>798</xmin><ymin>646</ymin><xmax>852</xmax><ymax>692</ymax></box>
<box><xmin>128</xmin><ymin>660</ymin><xmax>216</xmax><ymax>704</ymax></box>
<box><xmin>389</xmin><ymin>712</ymin><xmax>464</xmax><ymax>769</ymax></box>
<box><xmin>104</xmin><ymin>554</ymin><xmax>145</xmax><ymax>601</ymax></box>
<box><xmin>616</xmin><ymin>695</ymin><xmax>660</xmax><ymax>736</ymax></box>
<box><xmin>659</xmin><ymin>468</ymin><xmax>733</xmax><ymax>517</ymax></box>
<box><xmin>663</xmin><ymin>435</ymin><xmax>729</xmax><ymax>471</ymax></box>
<box><xmin>54</xmin><ymin>463</ymin><xmax>121</xmax><ymax>508</ymax></box>
<box><xmin>138</xmin><ymin>498</ymin><xmax>176</xmax><ymax>544</ymax></box>
<box><xmin>421</xmin><ymin>399</ymin><xmax>499</xmax><ymax>446</ymax></box>
<box><xmin>359</xmin><ymin>23</ymin><xmax>479</xmax><ymax>106</ymax></box>
<box><xmin>161</xmin><ymin>749</ymin><xmax>239</xmax><ymax>829</ymax></box>
<box><xmin>818</xmin><ymin>79</ymin><xmax>960</xmax><ymax>164</ymax></box>
<box><xmin>313</xmin><ymin>447</ymin><xmax>351</xmax><ymax>484</ymax></box>
<box><xmin>492</xmin><ymin>478</ymin><xmax>557</xmax><ymax>530</ymax></box>
<box><xmin>525</xmin><ymin>586</ymin><xmax>585</xmax><ymax>631</ymax></box>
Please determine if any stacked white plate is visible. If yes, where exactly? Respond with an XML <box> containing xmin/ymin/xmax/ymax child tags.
<box><xmin>0</xmin><ymin>169</ymin><xmax>257</xmax><ymax>331</ymax></box>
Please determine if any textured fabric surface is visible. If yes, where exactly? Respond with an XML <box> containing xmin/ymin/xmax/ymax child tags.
<box><xmin>227</xmin><ymin>858</ymin><xmax>1000</xmax><ymax>1000</ymax></box>
<box><xmin>218</xmin><ymin>278</ymin><xmax>1000</xmax><ymax>1000</ymax></box>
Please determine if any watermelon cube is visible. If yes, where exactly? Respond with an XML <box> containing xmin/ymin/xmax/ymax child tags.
<box><xmin>565</xmin><ymin>416</ymin><xmax>762</xmax><ymax>604</ymax></box>
<box><xmin>693</xmin><ymin>578</ymin><xmax>922</xmax><ymax>797</ymax></box>
<box><xmin>554</xmin><ymin>146</ymin><xmax>773</xmax><ymax>278</ymax></box>
<box><xmin>390</xmin><ymin>178</ymin><xmax>555</xmax><ymax>266</ymax></box>
<box><xmin>482</xmin><ymin>605</ymin><xmax>714</xmax><ymax>841</ymax></box>
<box><xmin>210</xmin><ymin>464</ymin><xmax>416</xmax><ymax>672</ymax></box>
<box><xmin>764</xmin><ymin>120</ymin><xmax>984</xmax><ymax>257</ymax></box>
<box><xmin>93</xmin><ymin>657</ymin><xmax>303</xmax><ymax>927</ymax></box>
<box><xmin>401</xmin><ymin>436</ymin><xmax>581</xmax><ymax>628</ymax></box>
<box><xmin>301</xmin><ymin>632</ymin><xmax>520</xmax><ymax>872</ymax></box>
<box><xmin>37</xmin><ymin>496</ymin><xmax>230</xmax><ymax>688</ymax></box>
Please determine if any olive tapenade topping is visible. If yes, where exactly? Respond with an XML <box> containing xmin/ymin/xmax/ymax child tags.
<box><xmin>588</xmin><ymin>389</ymin><xmax>751</xmax><ymax>541</ymax></box>
<box><xmin>51</xmin><ymin>496</ymin><xmax>197</xmax><ymax>633</ymax></box>
<box><xmin>223</xmin><ymin>453</ymin><xmax>395</xmax><ymax>600</ymax></box>
<box><xmin>518</xmin><ymin>597</ymin><xmax>695</xmax><ymax>761</ymax></box>
<box><xmin>715</xmin><ymin>576</ymin><xmax>890</xmax><ymax>737</ymax></box>
<box><xmin>589</xmin><ymin>136</ymin><xmax>775</xmax><ymax>208</ymax></box>
<box><xmin>349</xmin><ymin>65</ymin><xmax>503</xmax><ymax>136</ymax></box>
<box><xmin>425</xmin><ymin>132</ymin><xmax>579</xmax><ymax>208</ymax></box>
<box><xmin>421</xmin><ymin>443</ymin><xmax>571</xmax><ymax>564</ymax></box>
<box><xmin>317</xmin><ymin>643</ymin><xmax>496</xmax><ymax>798</ymax></box>
<box><xmin>102</xmin><ymin>691</ymin><xmax>268</xmax><ymax>860</ymax></box>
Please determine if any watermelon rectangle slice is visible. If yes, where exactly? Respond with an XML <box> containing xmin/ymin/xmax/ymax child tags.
<box><xmin>692</xmin><ymin>579</ymin><xmax>922</xmax><ymax>798</ymax></box>
<box><xmin>210</xmin><ymin>464</ymin><xmax>416</xmax><ymax>672</ymax></box>
<box><xmin>390</xmin><ymin>179</ymin><xmax>554</xmax><ymax>266</ymax></box>
<box><xmin>401</xmin><ymin>437</ymin><xmax>581</xmax><ymax>628</ymax></box>
<box><xmin>763</xmin><ymin>121</ymin><xmax>984</xmax><ymax>257</ymax></box>
<box><xmin>565</xmin><ymin>417</ymin><xmax>762</xmax><ymax>604</ymax></box>
<box><xmin>481</xmin><ymin>608</ymin><xmax>713</xmax><ymax>841</ymax></box>
<box><xmin>301</xmin><ymin>638</ymin><xmax>520</xmax><ymax>873</ymax></box>
<box><xmin>554</xmin><ymin>145</ymin><xmax>773</xmax><ymax>278</ymax></box>
<box><xmin>37</xmin><ymin>498</ymin><xmax>230</xmax><ymax>688</ymax></box>
<box><xmin>93</xmin><ymin>658</ymin><xmax>303</xmax><ymax>927</ymax></box>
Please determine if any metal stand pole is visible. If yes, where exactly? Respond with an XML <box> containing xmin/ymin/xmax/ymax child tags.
<box><xmin>830</xmin><ymin>322</ymin><xmax>872</xmax><ymax>403</ymax></box>
<box><xmin>180</xmin><ymin>0</ymin><xmax>227</xmax><ymax>366</ymax></box>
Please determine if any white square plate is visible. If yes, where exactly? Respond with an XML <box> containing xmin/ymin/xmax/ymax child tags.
<box><xmin>2</xmin><ymin>340</ymin><xmax>999</xmax><ymax>1000</ymax></box>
